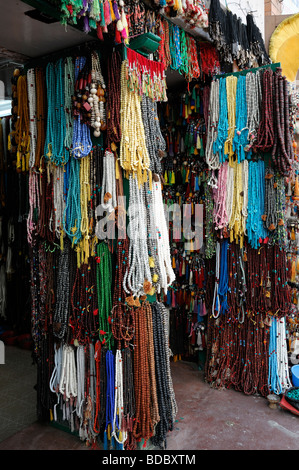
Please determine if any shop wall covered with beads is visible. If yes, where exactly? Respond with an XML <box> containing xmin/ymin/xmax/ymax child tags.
<box><xmin>3</xmin><ymin>0</ymin><xmax>299</xmax><ymax>452</ymax></box>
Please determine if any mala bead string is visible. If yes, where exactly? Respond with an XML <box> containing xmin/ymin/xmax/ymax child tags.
<box><xmin>64</xmin><ymin>56</ymin><xmax>75</xmax><ymax>158</ymax></box>
<box><xmin>245</xmin><ymin>70</ymin><xmax>262</xmax><ymax>151</ymax></box>
<box><xmin>233</xmin><ymin>74</ymin><xmax>248</xmax><ymax>163</ymax></box>
<box><xmin>107</xmin><ymin>49</ymin><xmax>121</xmax><ymax>147</ymax></box>
<box><xmin>228</xmin><ymin>161</ymin><xmax>245</xmax><ymax>247</ymax></box>
<box><xmin>59</xmin><ymin>344</ymin><xmax>78</xmax><ymax>403</ymax></box>
<box><xmin>143</xmin><ymin>180</ymin><xmax>162</xmax><ymax>293</ymax></box>
<box><xmin>53</xmin><ymin>164</ymin><xmax>66</xmax><ymax>242</ymax></box>
<box><xmin>132</xmin><ymin>301</ymin><xmax>154</xmax><ymax>444</ymax></box>
<box><xmin>53</xmin><ymin>239</ymin><xmax>71</xmax><ymax>340</ymax></box>
<box><xmin>34</xmin><ymin>67</ymin><xmax>46</xmax><ymax>169</ymax></box>
<box><xmin>223</xmin><ymin>75</ymin><xmax>237</xmax><ymax>162</ymax></box>
<box><xmin>15</xmin><ymin>74</ymin><xmax>30</xmax><ymax>172</ymax></box>
<box><xmin>158</xmin><ymin>302</ymin><xmax>178</xmax><ymax>420</ymax></box>
<box><xmin>205</xmin><ymin>80</ymin><xmax>220</xmax><ymax>170</ymax></box>
<box><xmin>144</xmin><ymin>301</ymin><xmax>160</xmax><ymax>429</ymax></box>
<box><xmin>119</xmin><ymin>60</ymin><xmax>150</xmax><ymax>183</ymax></box>
<box><xmin>123</xmin><ymin>174</ymin><xmax>152</xmax><ymax>299</ymax></box>
<box><xmin>27</xmin><ymin>169</ymin><xmax>40</xmax><ymax>246</ymax></box>
<box><xmin>263</xmin><ymin>166</ymin><xmax>277</xmax><ymax>235</ymax></box>
<box><xmin>151</xmin><ymin>302</ymin><xmax>174</xmax><ymax>449</ymax></box>
<box><xmin>272</xmin><ymin>68</ymin><xmax>293</xmax><ymax>176</ymax></box>
<box><xmin>96</xmin><ymin>241</ymin><xmax>114</xmax><ymax>349</ymax></box>
<box><xmin>99</xmin><ymin>345</ymin><xmax>108</xmax><ymax>434</ymax></box>
<box><xmin>112</xmin><ymin>238</ymin><xmax>135</xmax><ymax>348</ymax></box>
<box><xmin>141</xmin><ymin>94</ymin><xmax>166</xmax><ymax>175</ymax></box>
<box><xmin>93</xmin><ymin>340</ymin><xmax>102</xmax><ymax>435</ymax></box>
<box><xmin>104</xmin><ymin>349</ymin><xmax>115</xmax><ymax>449</ymax></box>
<box><xmin>213</xmin><ymin>76</ymin><xmax>228</xmax><ymax>164</ymax></box>
<box><xmin>122</xmin><ymin>347</ymin><xmax>136</xmax><ymax>450</ymax></box>
<box><xmin>111</xmin><ymin>349</ymin><xmax>127</xmax><ymax>446</ymax></box>
<box><xmin>70</xmin><ymin>260</ymin><xmax>98</xmax><ymax>345</ymax></box>
<box><xmin>27</xmin><ymin>68</ymin><xmax>37</xmax><ymax>169</ymax></box>
<box><xmin>44</xmin><ymin>60</ymin><xmax>67</xmax><ymax>166</ymax></box>
<box><xmin>255</xmin><ymin>69</ymin><xmax>274</xmax><ymax>153</ymax></box>
<box><xmin>63</xmin><ymin>156</ymin><xmax>81</xmax><ymax>246</ymax></box>
<box><xmin>152</xmin><ymin>177</ymin><xmax>175</xmax><ymax>294</ymax></box>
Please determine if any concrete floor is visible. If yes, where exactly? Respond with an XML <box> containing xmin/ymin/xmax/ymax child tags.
<box><xmin>0</xmin><ymin>346</ymin><xmax>299</xmax><ymax>451</ymax></box>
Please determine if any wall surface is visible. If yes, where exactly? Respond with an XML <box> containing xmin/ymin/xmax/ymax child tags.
<box><xmin>224</xmin><ymin>0</ymin><xmax>265</xmax><ymax>37</ymax></box>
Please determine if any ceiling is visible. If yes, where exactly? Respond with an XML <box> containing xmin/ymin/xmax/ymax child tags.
<box><xmin>0</xmin><ymin>0</ymin><xmax>210</xmax><ymax>101</ymax></box>
<box><xmin>0</xmin><ymin>0</ymin><xmax>94</xmax><ymax>98</ymax></box>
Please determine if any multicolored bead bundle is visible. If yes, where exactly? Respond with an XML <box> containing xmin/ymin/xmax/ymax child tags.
<box><xmin>203</xmin><ymin>64</ymin><xmax>298</xmax><ymax>397</ymax></box>
<box><xmin>10</xmin><ymin>43</ymin><xmax>179</xmax><ymax>449</ymax></box>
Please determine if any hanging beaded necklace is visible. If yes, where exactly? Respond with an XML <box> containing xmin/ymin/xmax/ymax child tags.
<box><xmin>96</xmin><ymin>241</ymin><xmax>114</xmax><ymax>349</ymax></box>
<box><xmin>63</xmin><ymin>156</ymin><xmax>81</xmax><ymax>246</ymax></box>
<box><xmin>53</xmin><ymin>240</ymin><xmax>71</xmax><ymax>340</ymax></box>
<box><xmin>205</xmin><ymin>78</ymin><xmax>220</xmax><ymax>170</ymax></box>
<box><xmin>119</xmin><ymin>60</ymin><xmax>150</xmax><ymax>184</ymax></box>
<box><xmin>245</xmin><ymin>70</ymin><xmax>262</xmax><ymax>151</ymax></box>
<box><xmin>233</xmin><ymin>74</ymin><xmax>248</xmax><ymax>163</ymax></box>
<box><xmin>213</xmin><ymin>76</ymin><xmax>228</xmax><ymax>164</ymax></box>
<box><xmin>15</xmin><ymin>74</ymin><xmax>30</xmax><ymax>172</ymax></box>
<box><xmin>34</xmin><ymin>67</ymin><xmax>46</xmax><ymax>169</ymax></box>
<box><xmin>106</xmin><ymin>50</ymin><xmax>121</xmax><ymax>147</ymax></box>
<box><xmin>255</xmin><ymin>69</ymin><xmax>274</xmax><ymax>153</ymax></box>
<box><xmin>64</xmin><ymin>56</ymin><xmax>74</xmax><ymax>158</ymax></box>
<box><xmin>132</xmin><ymin>301</ymin><xmax>154</xmax><ymax>444</ymax></box>
<box><xmin>27</xmin><ymin>68</ymin><xmax>37</xmax><ymax>169</ymax></box>
<box><xmin>224</xmin><ymin>75</ymin><xmax>237</xmax><ymax>162</ymax></box>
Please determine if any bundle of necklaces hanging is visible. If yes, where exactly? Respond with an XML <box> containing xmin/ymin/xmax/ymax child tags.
<box><xmin>203</xmin><ymin>63</ymin><xmax>296</xmax><ymax>398</ymax></box>
<box><xmin>9</xmin><ymin>0</ymin><xmax>299</xmax><ymax>452</ymax></box>
<box><xmin>16</xmin><ymin>29</ymin><xmax>179</xmax><ymax>449</ymax></box>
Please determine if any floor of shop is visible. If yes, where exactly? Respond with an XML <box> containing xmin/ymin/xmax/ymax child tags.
<box><xmin>0</xmin><ymin>345</ymin><xmax>299</xmax><ymax>450</ymax></box>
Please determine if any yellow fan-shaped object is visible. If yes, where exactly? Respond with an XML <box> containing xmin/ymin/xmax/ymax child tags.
<box><xmin>269</xmin><ymin>12</ymin><xmax>299</xmax><ymax>82</ymax></box>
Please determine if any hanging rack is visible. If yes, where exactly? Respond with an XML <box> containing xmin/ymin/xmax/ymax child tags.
<box><xmin>22</xmin><ymin>39</ymin><xmax>113</xmax><ymax>73</ymax></box>
<box><xmin>214</xmin><ymin>62</ymin><xmax>281</xmax><ymax>79</ymax></box>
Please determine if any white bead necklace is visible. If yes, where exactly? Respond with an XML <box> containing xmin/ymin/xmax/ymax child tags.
<box><xmin>276</xmin><ymin>317</ymin><xmax>292</xmax><ymax>393</ymax></box>
<box><xmin>53</xmin><ymin>165</ymin><xmax>66</xmax><ymax>240</ymax></box>
<box><xmin>101</xmin><ymin>149</ymin><xmax>117</xmax><ymax>210</ymax></box>
<box><xmin>123</xmin><ymin>175</ymin><xmax>152</xmax><ymax>297</ymax></box>
<box><xmin>111</xmin><ymin>349</ymin><xmax>127</xmax><ymax>445</ymax></box>
<box><xmin>59</xmin><ymin>344</ymin><xmax>78</xmax><ymax>401</ymax></box>
<box><xmin>76</xmin><ymin>345</ymin><xmax>85</xmax><ymax>421</ymax></box>
<box><xmin>205</xmin><ymin>79</ymin><xmax>221</xmax><ymax>170</ymax></box>
<box><xmin>27</xmin><ymin>68</ymin><xmax>37</xmax><ymax>169</ymax></box>
<box><xmin>152</xmin><ymin>179</ymin><xmax>175</xmax><ymax>293</ymax></box>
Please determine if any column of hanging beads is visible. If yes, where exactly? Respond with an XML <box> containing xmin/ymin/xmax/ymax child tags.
<box><xmin>205</xmin><ymin>78</ymin><xmax>220</xmax><ymax>170</ymax></box>
<box><xmin>15</xmin><ymin>74</ymin><xmax>30</xmax><ymax>172</ymax></box>
<box><xmin>119</xmin><ymin>60</ymin><xmax>150</xmax><ymax>183</ymax></box>
<box><xmin>228</xmin><ymin>161</ymin><xmax>245</xmax><ymax>247</ymax></box>
<box><xmin>213</xmin><ymin>76</ymin><xmax>228</xmax><ymax>164</ymax></box>
<box><xmin>96</xmin><ymin>241</ymin><xmax>114</xmax><ymax>350</ymax></box>
<box><xmin>223</xmin><ymin>75</ymin><xmax>237</xmax><ymax>162</ymax></box>
<box><xmin>246</xmin><ymin>159</ymin><xmax>269</xmax><ymax>249</ymax></box>
<box><xmin>44</xmin><ymin>59</ymin><xmax>67</xmax><ymax>165</ymax></box>
<box><xmin>27</xmin><ymin>68</ymin><xmax>37</xmax><ymax>169</ymax></box>
<box><xmin>63</xmin><ymin>156</ymin><xmax>81</xmax><ymax>246</ymax></box>
<box><xmin>233</xmin><ymin>74</ymin><xmax>248</xmax><ymax>163</ymax></box>
<box><xmin>64</xmin><ymin>56</ymin><xmax>75</xmax><ymax>158</ymax></box>
<box><xmin>72</xmin><ymin>56</ymin><xmax>92</xmax><ymax>159</ymax></box>
<box><xmin>245</xmin><ymin>70</ymin><xmax>262</xmax><ymax>152</ymax></box>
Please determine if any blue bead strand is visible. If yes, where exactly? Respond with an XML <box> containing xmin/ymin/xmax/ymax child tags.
<box><xmin>213</xmin><ymin>77</ymin><xmax>228</xmax><ymax>163</ymax></box>
<box><xmin>233</xmin><ymin>75</ymin><xmax>249</xmax><ymax>163</ymax></box>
